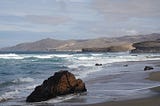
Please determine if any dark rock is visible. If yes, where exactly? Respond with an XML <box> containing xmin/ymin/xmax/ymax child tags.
<box><xmin>26</xmin><ymin>70</ymin><xmax>87</xmax><ymax>102</ymax></box>
<box><xmin>95</xmin><ymin>63</ymin><xmax>102</xmax><ymax>66</ymax></box>
<box><xmin>123</xmin><ymin>64</ymin><xmax>128</xmax><ymax>67</ymax></box>
<box><xmin>131</xmin><ymin>40</ymin><xmax>160</xmax><ymax>53</ymax></box>
<box><xmin>144</xmin><ymin>66</ymin><xmax>154</xmax><ymax>71</ymax></box>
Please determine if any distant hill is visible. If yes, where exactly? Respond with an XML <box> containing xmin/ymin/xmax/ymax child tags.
<box><xmin>1</xmin><ymin>33</ymin><xmax>160</xmax><ymax>52</ymax></box>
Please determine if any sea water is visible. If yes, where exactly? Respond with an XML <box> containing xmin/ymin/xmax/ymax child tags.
<box><xmin>0</xmin><ymin>52</ymin><xmax>160</xmax><ymax>105</ymax></box>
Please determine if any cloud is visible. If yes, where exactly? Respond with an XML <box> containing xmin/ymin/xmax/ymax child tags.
<box><xmin>93</xmin><ymin>0</ymin><xmax>160</xmax><ymax>17</ymax></box>
<box><xmin>56</xmin><ymin>0</ymin><xmax>90</xmax><ymax>3</ymax></box>
<box><xmin>84</xmin><ymin>0</ymin><xmax>160</xmax><ymax>37</ymax></box>
<box><xmin>25</xmin><ymin>15</ymin><xmax>71</xmax><ymax>25</ymax></box>
<box><xmin>0</xmin><ymin>24</ymin><xmax>57</xmax><ymax>32</ymax></box>
<box><xmin>0</xmin><ymin>0</ymin><xmax>159</xmax><ymax>44</ymax></box>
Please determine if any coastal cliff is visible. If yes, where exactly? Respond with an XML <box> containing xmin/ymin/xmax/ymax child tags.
<box><xmin>131</xmin><ymin>40</ymin><xmax>160</xmax><ymax>53</ymax></box>
<box><xmin>82</xmin><ymin>44</ymin><xmax>133</xmax><ymax>52</ymax></box>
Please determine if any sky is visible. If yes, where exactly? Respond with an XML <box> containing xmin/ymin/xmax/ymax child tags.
<box><xmin>0</xmin><ymin>0</ymin><xmax>160</xmax><ymax>47</ymax></box>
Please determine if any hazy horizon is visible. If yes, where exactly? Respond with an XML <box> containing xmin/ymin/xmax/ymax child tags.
<box><xmin>0</xmin><ymin>0</ymin><xmax>160</xmax><ymax>47</ymax></box>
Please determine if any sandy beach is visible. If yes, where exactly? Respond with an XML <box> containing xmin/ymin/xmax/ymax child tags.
<box><xmin>81</xmin><ymin>63</ymin><xmax>160</xmax><ymax>106</ymax></box>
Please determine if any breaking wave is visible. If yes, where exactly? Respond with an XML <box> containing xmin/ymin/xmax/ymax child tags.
<box><xmin>0</xmin><ymin>54</ymin><xmax>73</xmax><ymax>60</ymax></box>
<box><xmin>0</xmin><ymin>90</ymin><xmax>19</xmax><ymax>102</ymax></box>
<box><xmin>12</xmin><ymin>77</ymin><xmax>34</xmax><ymax>83</ymax></box>
<box><xmin>0</xmin><ymin>54</ymin><xmax>24</xmax><ymax>59</ymax></box>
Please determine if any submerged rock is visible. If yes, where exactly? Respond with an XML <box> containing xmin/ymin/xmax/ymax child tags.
<box><xmin>123</xmin><ymin>64</ymin><xmax>128</xmax><ymax>67</ymax></box>
<box><xmin>26</xmin><ymin>70</ymin><xmax>87</xmax><ymax>102</ymax></box>
<box><xmin>144</xmin><ymin>66</ymin><xmax>154</xmax><ymax>71</ymax></box>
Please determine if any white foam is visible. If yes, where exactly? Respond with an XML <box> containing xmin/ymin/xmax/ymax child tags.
<box><xmin>53</xmin><ymin>54</ymin><xmax>73</xmax><ymax>58</ymax></box>
<box><xmin>46</xmin><ymin>94</ymin><xmax>75</xmax><ymax>104</ymax></box>
<box><xmin>29</xmin><ymin>54</ymin><xmax>72</xmax><ymax>59</ymax></box>
<box><xmin>0</xmin><ymin>53</ymin><xmax>24</xmax><ymax>59</ymax></box>
<box><xmin>74</xmin><ymin>67</ymin><xmax>103</xmax><ymax>79</ymax></box>
<box><xmin>77</xmin><ymin>57</ymin><xmax>95</xmax><ymax>60</ymax></box>
<box><xmin>91</xmin><ymin>53</ymin><xmax>103</xmax><ymax>56</ymax></box>
<box><xmin>24</xmin><ymin>84</ymin><xmax>38</xmax><ymax>90</ymax></box>
<box><xmin>66</xmin><ymin>53</ymin><xmax>160</xmax><ymax>78</ymax></box>
<box><xmin>0</xmin><ymin>90</ymin><xmax>19</xmax><ymax>102</ymax></box>
<box><xmin>12</xmin><ymin>77</ymin><xmax>34</xmax><ymax>83</ymax></box>
<box><xmin>68</xmin><ymin>63</ymin><xmax>94</xmax><ymax>69</ymax></box>
<box><xmin>33</xmin><ymin>55</ymin><xmax>54</xmax><ymax>59</ymax></box>
<box><xmin>0</xmin><ymin>53</ymin><xmax>74</xmax><ymax>60</ymax></box>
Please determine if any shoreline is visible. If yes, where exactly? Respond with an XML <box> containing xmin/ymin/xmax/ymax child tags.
<box><xmin>81</xmin><ymin>65</ymin><xmax>160</xmax><ymax>106</ymax></box>
<box><xmin>1</xmin><ymin>56</ymin><xmax>160</xmax><ymax>106</ymax></box>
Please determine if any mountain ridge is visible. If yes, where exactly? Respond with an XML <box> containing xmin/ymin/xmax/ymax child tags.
<box><xmin>1</xmin><ymin>33</ymin><xmax>160</xmax><ymax>52</ymax></box>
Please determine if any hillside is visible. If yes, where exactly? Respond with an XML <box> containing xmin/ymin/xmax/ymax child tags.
<box><xmin>1</xmin><ymin>33</ymin><xmax>160</xmax><ymax>52</ymax></box>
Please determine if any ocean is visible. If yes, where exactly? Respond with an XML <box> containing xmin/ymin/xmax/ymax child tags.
<box><xmin>0</xmin><ymin>52</ymin><xmax>160</xmax><ymax>106</ymax></box>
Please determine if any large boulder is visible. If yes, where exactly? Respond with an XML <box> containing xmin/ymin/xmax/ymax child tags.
<box><xmin>26</xmin><ymin>70</ymin><xmax>87</xmax><ymax>102</ymax></box>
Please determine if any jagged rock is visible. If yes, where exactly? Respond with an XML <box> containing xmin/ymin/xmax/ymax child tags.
<box><xmin>95</xmin><ymin>63</ymin><xmax>102</xmax><ymax>66</ymax></box>
<box><xmin>144</xmin><ymin>66</ymin><xmax>154</xmax><ymax>71</ymax></box>
<box><xmin>26</xmin><ymin>70</ymin><xmax>87</xmax><ymax>102</ymax></box>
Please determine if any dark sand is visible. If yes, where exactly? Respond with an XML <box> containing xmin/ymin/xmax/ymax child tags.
<box><xmin>82</xmin><ymin>68</ymin><xmax>160</xmax><ymax>106</ymax></box>
<box><xmin>84</xmin><ymin>96</ymin><xmax>160</xmax><ymax>106</ymax></box>
<box><xmin>148</xmin><ymin>71</ymin><xmax>160</xmax><ymax>81</ymax></box>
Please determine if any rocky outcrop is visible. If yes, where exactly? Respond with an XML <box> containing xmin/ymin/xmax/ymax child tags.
<box><xmin>131</xmin><ymin>40</ymin><xmax>160</xmax><ymax>53</ymax></box>
<box><xmin>144</xmin><ymin>66</ymin><xmax>154</xmax><ymax>71</ymax></box>
<box><xmin>95</xmin><ymin>63</ymin><xmax>102</xmax><ymax>66</ymax></box>
<box><xmin>26</xmin><ymin>70</ymin><xmax>87</xmax><ymax>102</ymax></box>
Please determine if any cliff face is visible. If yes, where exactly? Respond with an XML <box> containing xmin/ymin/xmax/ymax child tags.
<box><xmin>1</xmin><ymin>33</ymin><xmax>160</xmax><ymax>52</ymax></box>
<box><xmin>131</xmin><ymin>40</ymin><xmax>160</xmax><ymax>53</ymax></box>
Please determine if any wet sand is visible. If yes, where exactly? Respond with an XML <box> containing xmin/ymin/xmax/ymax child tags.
<box><xmin>84</xmin><ymin>96</ymin><xmax>160</xmax><ymax>106</ymax></box>
<box><xmin>83</xmin><ymin>70</ymin><xmax>160</xmax><ymax>106</ymax></box>
<box><xmin>148</xmin><ymin>71</ymin><xmax>160</xmax><ymax>81</ymax></box>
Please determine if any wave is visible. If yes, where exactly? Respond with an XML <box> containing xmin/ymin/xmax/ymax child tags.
<box><xmin>12</xmin><ymin>77</ymin><xmax>34</xmax><ymax>83</ymax></box>
<box><xmin>68</xmin><ymin>63</ymin><xmax>94</xmax><ymax>69</ymax></box>
<box><xmin>0</xmin><ymin>53</ymin><xmax>24</xmax><ymax>59</ymax></box>
<box><xmin>77</xmin><ymin>67</ymin><xmax>103</xmax><ymax>78</ymax></box>
<box><xmin>91</xmin><ymin>53</ymin><xmax>103</xmax><ymax>56</ymax></box>
<box><xmin>53</xmin><ymin>54</ymin><xmax>73</xmax><ymax>58</ymax></box>
<box><xmin>0</xmin><ymin>90</ymin><xmax>19</xmax><ymax>102</ymax></box>
<box><xmin>24</xmin><ymin>84</ymin><xmax>38</xmax><ymax>90</ymax></box>
<box><xmin>31</xmin><ymin>54</ymin><xmax>72</xmax><ymax>59</ymax></box>
<box><xmin>0</xmin><ymin>77</ymin><xmax>34</xmax><ymax>87</ymax></box>
<box><xmin>32</xmin><ymin>55</ymin><xmax>54</xmax><ymax>59</ymax></box>
<box><xmin>0</xmin><ymin>81</ymin><xmax>15</xmax><ymax>88</ymax></box>
<box><xmin>45</xmin><ymin>94</ymin><xmax>76</xmax><ymax>104</ymax></box>
<box><xmin>0</xmin><ymin>53</ymin><xmax>73</xmax><ymax>60</ymax></box>
<box><xmin>67</xmin><ymin>53</ymin><xmax>160</xmax><ymax>78</ymax></box>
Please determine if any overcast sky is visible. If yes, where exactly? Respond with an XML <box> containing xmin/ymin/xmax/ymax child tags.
<box><xmin>0</xmin><ymin>0</ymin><xmax>160</xmax><ymax>47</ymax></box>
